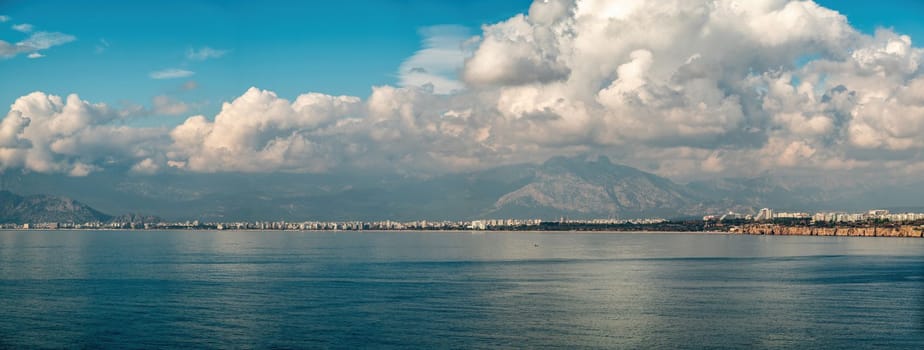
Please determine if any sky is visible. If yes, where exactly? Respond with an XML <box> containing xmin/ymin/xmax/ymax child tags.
<box><xmin>1</xmin><ymin>0</ymin><xmax>924</xmax><ymax>181</ymax></box>
<box><xmin>0</xmin><ymin>0</ymin><xmax>530</xmax><ymax>119</ymax></box>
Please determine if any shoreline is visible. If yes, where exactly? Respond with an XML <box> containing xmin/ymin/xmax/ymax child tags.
<box><xmin>732</xmin><ymin>224</ymin><xmax>924</xmax><ymax>238</ymax></box>
<box><xmin>3</xmin><ymin>227</ymin><xmax>923</xmax><ymax>238</ymax></box>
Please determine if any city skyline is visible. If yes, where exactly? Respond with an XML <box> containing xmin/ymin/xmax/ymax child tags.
<box><xmin>6</xmin><ymin>206</ymin><xmax>924</xmax><ymax>230</ymax></box>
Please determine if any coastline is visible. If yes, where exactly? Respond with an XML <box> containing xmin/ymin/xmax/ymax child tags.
<box><xmin>4</xmin><ymin>226</ymin><xmax>923</xmax><ymax>238</ymax></box>
<box><xmin>732</xmin><ymin>224</ymin><xmax>924</xmax><ymax>238</ymax></box>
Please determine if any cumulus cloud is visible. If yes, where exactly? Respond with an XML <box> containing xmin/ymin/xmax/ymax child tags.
<box><xmin>0</xmin><ymin>92</ymin><xmax>166</xmax><ymax>176</ymax></box>
<box><xmin>186</xmin><ymin>46</ymin><xmax>228</xmax><ymax>61</ymax></box>
<box><xmin>2</xmin><ymin>0</ymin><xmax>924</xmax><ymax>182</ymax></box>
<box><xmin>168</xmin><ymin>87</ymin><xmax>362</xmax><ymax>173</ymax></box>
<box><xmin>453</xmin><ymin>0</ymin><xmax>924</xmax><ymax>178</ymax></box>
<box><xmin>27</xmin><ymin>52</ymin><xmax>43</xmax><ymax>59</ymax></box>
<box><xmin>463</xmin><ymin>14</ymin><xmax>571</xmax><ymax>86</ymax></box>
<box><xmin>149</xmin><ymin>68</ymin><xmax>195</xmax><ymax>79</ymax></box>
<box><xmin>0</xmin><ymin>31</ymin><xmax>75</xmax><ymax>59</ymax></box>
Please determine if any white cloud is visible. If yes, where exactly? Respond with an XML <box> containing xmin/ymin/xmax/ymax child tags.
<box><xmin>130</xmin><ymin>158</ymin><xmax>160</xmax><ymax>175</ymax></box>
<box><xmin>149</xmin><ymin>68</ymin><xmax>195</xmax><ymax>79</ymax></box>
<box><xmin>19</xmin><ymin>31</ymin><xmax>76</xmax><ymax>50</ymax></box>
<box><xmin>463</xmin><ymin>13</ymin><xmax>570</xmax><ymax>86</ymax></box>
<box><xmin>3</xmin><ymin>0</ymin><xmax>924</xmax><ymax>182</ymax></box>
<box><xmin>452</xmin><ymin>0</ymin><xmax>924</xmax><ymax>177</ymax></box>
<box><xmin>398</xmin><ymin>25</ymin><xmax>472</xmax><ymax>94</ymax></box>
<box><xmin>27</xmin><ymin>52</ymin><xmax>43</xmax><ymax>59</ymax></box>
<box><xmin>0</xmin><ymin>31</ymin><xmax>75</xmax><ymax>59</ymax></box>
<box><xmin>0</xmin><ymin>16</ymin><xmax>9</xmax><ymax>23</ymax></box>
<box><xmin>12</xmin><ymin>23</ymin><xmax>33</xmax><ymax>33</ymax></box>
<box><xmin>186</xmin><ymin>46</ymin><xmax>228</xmax><ymax>61</ymax></box>
<box><xmin>152</xmin><ymin>95</ymin><xmax>189</xmax><ymax>116</ymax></box>
<box><xmin>0</xmin><ymin>92</ymin><xmax>165</xmax><ymax>176</ymax></box>
<box><xmin>169</xmin><ymin>87</ymin><xmax>361</xmax><ymax>173</ymax></box>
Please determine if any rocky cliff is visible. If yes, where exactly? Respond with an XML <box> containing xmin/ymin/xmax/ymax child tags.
<box><xmin>734</xmin><ymin>224</ymin><xmax>924</xmax><ymax>238</ymax></box>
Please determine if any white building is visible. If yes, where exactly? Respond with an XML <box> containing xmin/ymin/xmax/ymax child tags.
<box><xmin>755</xmin><ymin>208</ymin><xmax>774</xmax><ymax>221</ymax></box>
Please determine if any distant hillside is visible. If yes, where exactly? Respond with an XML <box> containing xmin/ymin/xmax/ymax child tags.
<box><xmin>0</xmin><ymin>191</ymin><xmax>112</xmax><ymax>224</ymax></box>
<box><xmin>1</xmin><ymin>156</ymin><xmax>920</xmax><ymax>221</ymax></box>
<box><xmin>487</xmin><ymin>156</ymin><xmax>700</xmax><ymax>218</ymax></box>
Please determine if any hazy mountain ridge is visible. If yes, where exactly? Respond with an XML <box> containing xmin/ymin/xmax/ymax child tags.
<box><xmin>488</xmin><ymin>156</ymin><xmax>699</xmax><ymax>218</ymax></box>
<box><xmin>0</xmin><ymin>190</ymin><xmax>112</xmax><ymax>224</ymax></box>
<box><xmin>1</xmin><ymin>156</ymin><xmax>920</xmax><ymax>221</ymax></box>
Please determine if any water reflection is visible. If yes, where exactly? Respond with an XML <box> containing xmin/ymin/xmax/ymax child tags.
<box><xmin>0</xmin><ymin>230</ymin><xmax>921</xmax><ymax>348</ymax></box>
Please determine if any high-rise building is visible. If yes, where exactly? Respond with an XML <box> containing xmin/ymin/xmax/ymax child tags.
<box><xmin>755</xmin><ymin>208</ymin><xmax>774</xmax><ymax>221</ymax></box>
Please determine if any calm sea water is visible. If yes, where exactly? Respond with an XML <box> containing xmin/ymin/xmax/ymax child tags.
<box><xmin>0</xmin><ymin>230</ymin><xmax>922</xmax><ymax>349</ymax></box>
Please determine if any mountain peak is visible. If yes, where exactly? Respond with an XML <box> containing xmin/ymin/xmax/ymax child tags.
<box><xmin>0</xmin><ymin>190</ymin><xmax>112</xmax><ymax>224</ymax></box>
<box><xmin>490</xmin><ymin>156</ymin><xmax>697</xmax><ymax>218</ymax></box>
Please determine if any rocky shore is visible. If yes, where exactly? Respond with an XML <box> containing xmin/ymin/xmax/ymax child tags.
<box><xmin>732</xmin><ymin>224</ymin><xmax>924</xmax><ymax>238</ymax></box>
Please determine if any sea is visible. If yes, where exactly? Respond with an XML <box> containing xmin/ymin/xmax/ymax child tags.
<box><xmin>0</xmin><ymin>230</ymin><xmax>922</xmax><ymax>349</ymax></box>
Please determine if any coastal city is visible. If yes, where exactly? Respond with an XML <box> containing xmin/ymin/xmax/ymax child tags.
<box><xmin>2</xmin><ymin>208</ymin><xmax>924</xmax><ymax>232</ymax></box>
<box><xmin>703</xmin><ymin>208</ymin><xmax>924</xmax><ymax>224</ymax></box>
<box><xmin>3</xmin><ymin>217</ymin><xmax>661</xmax><ymax>231</ymax></box>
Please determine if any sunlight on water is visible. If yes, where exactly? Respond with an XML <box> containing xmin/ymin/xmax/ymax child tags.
<box><xmin>1</xmin><ymin>231</ymin><xmax>922</xmax><ymax>348</ymax></box>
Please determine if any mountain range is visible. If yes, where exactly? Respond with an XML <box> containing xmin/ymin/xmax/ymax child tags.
<box><xmin>0</xmin><ymin>156</ymin><xmax>920</xmax><ymax>223</ymax></box>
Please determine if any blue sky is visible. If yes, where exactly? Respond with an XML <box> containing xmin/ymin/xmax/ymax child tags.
<box><xmin>1</xmin><ymin>0</ymin><xmax>922</xmax><ymax>124</ymax></box>
<box><xmin>816</xmin><ymin>0</ymin><xmax>924</xmax><ymax>37</ymax></box>
<box><xmin>0</xmin><ymin>0</ymin><xmax>530</xmax><ymax>122</ymax></box>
